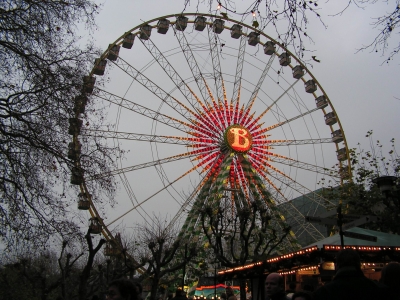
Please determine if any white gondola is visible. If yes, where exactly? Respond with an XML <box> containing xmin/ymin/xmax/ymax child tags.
<box><xmin>93</xmin><ymin>58</ymin><xmax>107</xmax><ymax>76</ymax></box>
<box><xmin>305</xmin><ymin>80</ymin><xmax>317</xmax><ymax>93</ymax></box>
<box><xmin>139</xmin><ymin>24</ymin><xmax>152</xmax><ymax>40</ymax></box>
<box><xmin>83</xmin><ymin>76</ymin><xmax>95</xmax><ymax>94</ymax></box>
<box><xmin>70</xmin><ymin>167</ymin><xmax>83</xmax><ymax>185</ymax></box>
<box><xmin>194</xmin><ymin>16</ymin><xmax>206</xmax><ymax>31</ymax></box>
<box><xmin>68</xmin><ymin>141</ymin><xmax>81</xmax><ymax>160</ymax></box>
<box><xmin>264</xmin><ymin>41</ymin><xmax>275</xmax><ymax>55</ymax></box>
<box><xmin>230</xmin><ymin>24</ymin><xmax>242</xmax><ymax>39</ymax></box>
<box><xmin>336</xmin><ymin>148</ymin><xmax>347</xmax><ymax>161</ymax></box>
<box><xmin>213</xmin><ymin>19</ymin><xmax>225</xmax><ymax>34</ymax></box>
<box><xmin>107</xmin><ymin>45</ymin><xmax>120</xmax><ymax>61</ymax></box>
<box><xmin>78</xmin><ymin>192</ymin><xmax>90</xmax><ymax>210</ymax></box>
<box><xmin>248</xmin><ymin>32</ymin><xmax>260</xmax><ymax>46</ymax></box>
<box><xmin>279</xmin><ymin>52</ymin><xmax>291</xmax><ymax>66</ymax></box>
<box><xmin>331</xmin><ymin>130</ymin><xmax>344</xmax><ymax>143</ymax></box>
<box><xmin>339</xmin><ymin>166</ymin><xmax>350</xmax><ymax>179</ymax></box>
<box><xmin>157</xmin><ymin>19</ymin><xmax>170</xmax><ymax>34</ymax></box>
<box><xmin>122</xmin><ymin>33</ymin><xmax>135</xmax><ymax>49</ymax></box>
<box><xmin>73</xmin><ymin>95</ymin><xmax>87</xmax><ymax>114</ymax></box>
<box><xmin>89</xmin><ymin>217</ymin><xmax>102</xmax><ymax>234</ymax></box>
<box><xmin>175</xmin><ymin>16</ymin><xmax>188</xmax><ymax>31</ymax></box>
<box><xmin>292</xmin><ymin>65</ymin><xmax>304</xmax><ymax>79</ymax></box>
<box><xmin>324</xmin><ymin>112</ymin><xmax>337</xmax><ymax>126</ymax></box>
<box><xmin>315</xmin><ymin>95</ymin><xmax>328</xmax><ymax>109</ymax></box>
<box><xmin>104</xmin><ymin>240</ymin><xmax>120</xmax><ymax>256</ymax></box>
<box><xmin>68</xmin><ymin>118</ymin><xmax>83</xmax><ymax>135</ymax></box>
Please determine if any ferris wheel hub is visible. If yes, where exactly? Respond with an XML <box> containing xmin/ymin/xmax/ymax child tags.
<box><xmin>224</xmin><ymin>124</ymin><xmax>253</xmax><ymax>153</ymax></box>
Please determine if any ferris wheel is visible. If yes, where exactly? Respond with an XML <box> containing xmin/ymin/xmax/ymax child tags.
<box><xmin>68</xmin><ymin>13</ymin><xmax>351</xmax><ymax>255</ymax></box>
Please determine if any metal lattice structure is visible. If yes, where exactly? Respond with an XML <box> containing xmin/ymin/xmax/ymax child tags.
<box><xmin>68</xmin><ymin>13</ymin><xmax>352</xmax><ymax>258</ymax></box>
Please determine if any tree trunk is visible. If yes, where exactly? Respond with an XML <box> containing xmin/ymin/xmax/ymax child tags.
<box><xmin>149</xmin><ymin>276</ymin><xmax>160</xmax><ymax>300</ymax></box>
<box><xmin>78</xmin><ymin>232</ymin><xmax>105</xmax><ymax>300</ymax></box>
<box><xmin>239</xmin><ymin>279</ymin><xmax>246</xmax><ymax>300</ymax></box>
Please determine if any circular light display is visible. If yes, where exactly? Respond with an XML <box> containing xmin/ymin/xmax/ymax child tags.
<box><xmin>224</xmin><ymin>124</ymin><xmax>253</xmax><ymax>153</ymax></box>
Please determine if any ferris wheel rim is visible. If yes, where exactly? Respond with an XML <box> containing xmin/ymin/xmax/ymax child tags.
<box><xmin>72</xmin><ymin>13</ymin><xmax>352</xmax><ymax>258</ymax></box>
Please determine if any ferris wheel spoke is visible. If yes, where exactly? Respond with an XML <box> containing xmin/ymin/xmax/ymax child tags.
<box><xmin>118</xmin><ymin>173</ymin><xmax>155</xmax><ymax>228</ymax></box>
<box><xmin>168</xmin><ymin>186</ymin><xmax>200</xmax><ymax>231</ymax></box>
<box><xmin>109</xmin><ymin>56</ymin><xmax>198</xmax><ymax>122</ymax></box>
<box><xmin>106</xmin><ymin>154</ymin><xmax>221</xmax><ymax>227</ymax></box>
<box><xmin>170</xmin><ymin>173</ymin><xmax>215</xmax><ymax>234</ymax></box>
<box><xmin>258</xmin><ymin>178</ymin><xmax>325</xmax><ymax>242</ymax></box>
<box><xmin>269</xmin><ymin>156</ymin><xmax>337</xmax><ymax>178</ymax></box>
<box><xmin>207</xmin><ymin>24</ymin><xmax>223</xmax><ymax>102</ymax></box>
<box><xmin>263</xmin><ymin>138</ymin><xmax>334</xmax><ymax>146</ymax></box>
<box><xmin>240</xmin><ymin>54</ymin><xmax>276</xmax><ymax>123</ymax></box>
<box><xmin>263</xmin><ymin>168</ymin><xmax>336</xmax><ymax>208</ymax></box>
<box><xmin>207</xmin><ymin>24</ymin><xmax>229</xmax><ymax>128</ymax></box>
<box><xmin>95</xmin><ymin>88</ymin><xmax>195</xmax><ymax>133</ymax></box>
<box><xmin>272</xmin><ymin>194</ymin><xmax>325</xmax><ymax>241</ymax></box>
<box><xmin>173</xmin><ymin>28</ymin><xmax>224</xmax><ymax>129</ymax></box>
<box><xmin>244</xmin><ymin>77</ymin><xmax>302</xmax><ymax>129</ymax></box>
<box><xmin>231</xmin><ymin>33</ymin><xmax>247</xmax><ymax>105</ymax></box>
<box><xmin>90</xmin><ymin>152</ymin><xmax>198</xmax><ymax>180</ymax></box>
<box><xmin>248</xmin><ymin>150</ymin><xmax>338</xmax><ymax>178</ymax></box>
<box><xmin>249</xmin><ymin>154</ymin><xmax>333</xmax><ymax>207</ymax></box>
<box><xmin>81</xmin><ymin>129</ymin><xmax>214</xmax><ymax>146</ymax></box>
<box><xmin>238</xmin><ymin>165</ymin><xmax>300</xmax><ymax>248</ymax></box>
<box><xmin>252</xmin><ymin>107</ymin><xmax>320</xmax><ymax>137</ymax></box>
<box><xmin>138</xmin><ymin>37</ymin><xmax>207</xmax><ymax>113</ymax></box>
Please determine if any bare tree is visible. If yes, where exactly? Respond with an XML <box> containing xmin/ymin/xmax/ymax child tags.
<box><xmin>133</xmin><ymin>216</ymin><xmax>197</xmax><ymax>300</ymax></box>
<box><xmin>183</xmin><ymin>0</ymin><xmax>400</xmax><ymax>63</ymax></box>
<box><xmin>0</xmin><ymin>241</ymin><xmax>84</xmax><ymax>300</ymax></box>
<box><xmin>182</xmin><ymin>0</ymin><xmax>325</xmax><ymax>60</ymax></box>
<box><xmin>320</xmin><ymin>131</ymin><xmax>400</xmax><ymax>234</ymax></box>
<box><xmin>0</xmin><ymin>0</ymin><xmax>120</xmax><ymax>252</ymax></box>
<box><xmin>77</xmin><ymin>230</ymin><xmax>106</xmax><ymax>300</ymax></box>
<box><xmin>199</xmin><ymin>199</ymin><xmax>293</xmax><ymax>300</ymax></box>
<box><xmin>339</xmin><ymin>0</ymin><xmax>400</xmax><ymax>64</ymax></box>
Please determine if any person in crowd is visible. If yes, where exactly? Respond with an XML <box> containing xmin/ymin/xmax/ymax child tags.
<box><xmin>380</xmin><ymin>262</ymin><xmax>400</xmax><ymax>300</ymax></box>
<box><xmin>313</xmin><ymin>248</ymin><xmax>385</xmax><ymax>300</ymax></box>
<box><xmin>291</xmin><ymin>291</ymin><xmax>312</xmax><ymax>300</ymax></box>
<box><xmin>166</xmin><ymin>293</ymin><xmax>174</xmax><ymax>300</ymax></box>
<box><xmin>172</xmin><ymin>289</ymin><xmax>188</xmax><ymax>300</ymax></box>
<box><xmin>285</xmin><ymin>282</ymin><xmax>296</xmax><ymax>299</ymax></box>
<box><xmin>132</xmin><ymin>281</ymin><xmax>143</xmax><ymax>300</ymax></box>
<box><xmin>265</xmin><ymin>273</ymin><xmax>290</xmax><ymax>300</ymax></box>
<box><xmin>220</xmin><ymin>292</ymin><xmax>227</xmax><ymax>300</ymax></box>
<box><xmin>301</xmin><ymin>285</ymin><xmax>313</xmax><ymax>293</ymax></box>
<box><xmin>226</xmin><ymin>286</ymin><xmax>237</xmax><ymax>300</ymax></box>
<box><xmin>106</xmin><ymin>278</ymin><xmax>138</xmax><ymax>300</ymax></box>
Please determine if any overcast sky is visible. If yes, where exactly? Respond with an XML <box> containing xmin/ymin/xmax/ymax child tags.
<box><xmin>83</xmin><ymin>0</ymin><xmax>400</xmax><ymax>235</ymax></box>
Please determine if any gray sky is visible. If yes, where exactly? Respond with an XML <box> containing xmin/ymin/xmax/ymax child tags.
<box><xmin>83</xmin><ymin>0</ymin><xmax>399</xmax><ymax>236</ymax></box>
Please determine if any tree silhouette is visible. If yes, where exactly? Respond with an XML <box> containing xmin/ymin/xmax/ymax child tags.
<box><xmin>199</xmin><ymin>199</ymin><xmax>292</xmax><ymax>300</ymax></box>
<box><xmin>320</xmin><ymin>131</ymin><xmax>400</xmax><ymax>234</ymax></box>
<box><xmin>1</xmin><ymin>0</ymin><xmax>121</xmax><ymax>253</ymax></box>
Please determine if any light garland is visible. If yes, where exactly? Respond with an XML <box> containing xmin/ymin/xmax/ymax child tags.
<box><xmin>323</xmin><ymin>245</ymin><xmax>400</xmax><ymax>251</ymax></box>
<box><xmin>218</xmin><ymin>245</ymin><xmax>400</xmax><ymax>276</ymax></box>
<box><xmin>267</xmin><ymin>246</ymin><xmax>318</xmax><ymax>263</ymax></box>
<box><xmin>279</xmin><ymin>265</ymin><xmax>319</xmax><ymax>275</ymax></box>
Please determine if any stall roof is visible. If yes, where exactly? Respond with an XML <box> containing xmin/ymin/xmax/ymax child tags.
<box><xmin>217</xmin><ymin>228</ymin><xmax>400</xmax><ymax>277</ymax></box>
<box><xmin>305</xmin><ymin>227</ymin><xmax>400</xmax><ymax>248</ymax></box>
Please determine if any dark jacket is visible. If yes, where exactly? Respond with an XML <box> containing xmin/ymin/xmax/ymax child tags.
<box><xmin>266</xmin><ymin>292</ymin><xmax>290</xmax><ymax>300</ymax></box>
<box><xmin>172</xmin><ymin>295</ymin><xmax>188</xmax><ymax>300</ymax></box>
<box><xmin>313</xmin><ymin>266</ymin><xmax>387</xmax><ymax>300</ymax></box>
